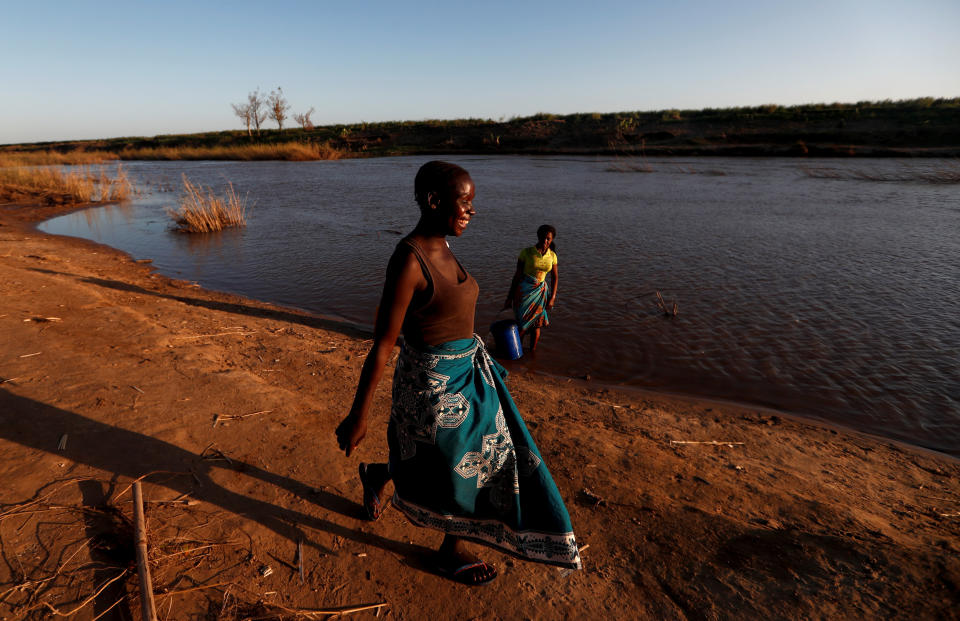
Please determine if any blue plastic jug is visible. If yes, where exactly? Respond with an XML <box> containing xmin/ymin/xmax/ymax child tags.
<box><xmin>490</xmin><ymin>319</ymin><xmax>523</xmax><ymax>360</ymax></box>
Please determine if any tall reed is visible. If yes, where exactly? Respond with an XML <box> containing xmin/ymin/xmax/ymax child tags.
<box><xmin>166</xmin><ymin>175</ymin><xmax>249</xmax><ymax>233</ymax></box>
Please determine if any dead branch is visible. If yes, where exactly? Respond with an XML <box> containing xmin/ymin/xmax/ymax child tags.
<box><xmin>133</xmin><ymin>481</ymin><xmax>158</xmax><ymax>621</ymax></box>
<box><xmin>243</xmin><ymin>601</ymin><xmax>389</xmax><ymax>620</ymax></box>
<box><xmin>154</xmin><ymin>581</ymin><xmax>235</xmax><ymax>599</ymax></box>
<box><xmin>297</xmin><ymin>538</ymin><xmax>304</xmax><ymax>584</ymax></box>
<box><xmin>36</xmin><ymin>570</ymin><xmax>128</xmax><ymax>617</ymax></box>
<box><xmin>670</xmin><ymin>440</ymin><xmax>744</xmax><ymax>447</ymax></box>
<box><xmin>200</xmin><ymin>445</ymin><xmax>233</xmax><ymax>465</ymax></box>
<box><xmin>214</xmin><ymin>410</ymin><xmax>273</xmax><ymax>426</ymax></box>
<box><xmin>172</xmin><ymin>331</ymin><xmax>256</xmax><ymax>340</ymax></box>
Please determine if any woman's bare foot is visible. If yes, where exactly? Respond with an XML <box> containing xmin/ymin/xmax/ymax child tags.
<box><xmin>436</xmin><ymin>535</ymin><xmax>498</xmax><ymax>585</ymax></box>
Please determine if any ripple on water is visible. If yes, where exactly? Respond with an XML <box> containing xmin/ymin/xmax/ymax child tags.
<box><xmin>39</xmin><ymin>156</ymin><xmax>960</xmax><ymax>456</ymax></box>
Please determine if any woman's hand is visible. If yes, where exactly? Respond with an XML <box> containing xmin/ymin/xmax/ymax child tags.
<box><xmin>504</xmin><ymin>260</ymin><xmax>524</xmax><ymax>312</ymax></box>
<box><xmin>335</xmin><ymin>413</ymin><xmax>367</xmax><ymax>457</ymax></box>
<box><xmin>336</xmin><ymin>245</ymin><xmax>422</xmax><ymax>459</ymax></box>
<box><xmin>547</xmin><ymin>298</ymin><xmax>555</xmax><ymax>311</ymax></box>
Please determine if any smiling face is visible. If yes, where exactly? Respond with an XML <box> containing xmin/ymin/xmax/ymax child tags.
<box><xmin>436</xmin><ymin>173</ymin><xmax>476</xmax><ymax>237</ymax></box>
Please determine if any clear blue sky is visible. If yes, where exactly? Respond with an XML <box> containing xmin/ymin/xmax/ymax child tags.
<box><xmin>2</xmin><ymin>0</ymin><xmax>958</xmax><ymax>144</ymax></box>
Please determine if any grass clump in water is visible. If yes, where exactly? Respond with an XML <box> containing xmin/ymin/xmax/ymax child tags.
<box><xmin>167</xmin><ymin>175</ymin><xmax>250</xmax><ymax>233</ymax></box>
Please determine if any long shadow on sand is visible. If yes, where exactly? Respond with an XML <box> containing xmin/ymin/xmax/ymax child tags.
<box><xmin>0</xmin><ymin>389</ymin><xmax>431</xmax><ymax>564</ymax></box>
<box><xmin>26</xmin><ymin>267</ymin><xmax>372</xmax><ymax>340</ymax></box>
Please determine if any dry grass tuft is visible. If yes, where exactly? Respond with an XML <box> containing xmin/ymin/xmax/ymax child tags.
<box><xmin>166</xmin><ymin>175</ymin><xmax>250</xmax><ymax>233</ymax></box>
<box><xmin>0</xmin><ymin>150</ymin><xmax>117</xmax><ymax>167</ymax></box>
<box><xmin>0</xmin><ymin>163</ymin><xmax>134</xmax><ymax>205</ymax></box>
<box><xmin>120</xmin><ymin>142</ymin><xmax>343</xmax><ymax>162</ymax></box>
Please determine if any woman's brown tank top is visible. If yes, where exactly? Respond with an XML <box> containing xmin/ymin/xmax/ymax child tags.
<box><xmin>400</xmin><ymin>237</ymin><xmax>479</xmax><ymax>347</ymax></box>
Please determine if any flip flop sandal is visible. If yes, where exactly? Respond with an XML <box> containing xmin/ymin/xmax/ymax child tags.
<box><xmin>358</xmin><ymin>463</ymin><xmax>383</xmax><ymax>521</ymax></box>
<box><xmin>439</xmin><ymin>561</ymin><xmax>498</xmax><ymax>586</ymax></box>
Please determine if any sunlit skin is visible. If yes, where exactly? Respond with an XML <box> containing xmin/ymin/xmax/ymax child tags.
<box><xmin>334</xmin><ymin>172</ymin><xmax>495</xmax><ymax>582</ymax></box>
<box><xmin>503</xmin><ymin>229</ymin><xmax>559</xmax><ymax>351</ymax></box>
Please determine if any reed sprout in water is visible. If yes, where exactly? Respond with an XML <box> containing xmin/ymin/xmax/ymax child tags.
<box><xmin>167</xmin><ymin>175</ymin><xmax>250</xmax><ymax>233</ymax></box>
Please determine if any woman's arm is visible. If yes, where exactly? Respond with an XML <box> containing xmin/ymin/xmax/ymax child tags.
<box><xmin>502</xmin><ymin>259</ymin><xmax>525</xmax><ymax>310</ymax></box>
<box><xmin>335</xmin><ymin>248</ymin><xmax>423</xmax><ymax>456</ymax></box>
<box><xmin>547</xmin><ymin>262</ymin><xmax>558</xmax><ymax>309</ymax></box>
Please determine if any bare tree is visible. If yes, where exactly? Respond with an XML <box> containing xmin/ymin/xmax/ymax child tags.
<box><xmin>248</xmin><ymin>89</ymin><xmax>268</xmax><ymax>135</ymax></box>
<box><xmin>293</xmin><ymin>107</ymin><xmax>315</xmax><ymax>130</ymax></box>
<box><xmin>231</xmin><ymin>101</ymin><xmax>253</xmax><ymax>136</ymax></box>
<box><xmin>268</xmin><ymin>87</ymin><xmax>291</xmax><ymax>131</ymax></box>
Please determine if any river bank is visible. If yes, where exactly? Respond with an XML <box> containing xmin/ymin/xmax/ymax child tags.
<box><xmin>5</xmin><ymin>99</ymin><xmax>960</xmax><ymax>161</ymax></box>
<box><xmin>1</xmin><ymin>201</ymin><xmax>958</xmax><ymax>619</ymax></box>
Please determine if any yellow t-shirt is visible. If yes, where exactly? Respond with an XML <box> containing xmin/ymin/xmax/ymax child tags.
<box><xmin>518</xmin><ymin>246</ymin><xmax>557</xmax><ymax>283</ymax></box>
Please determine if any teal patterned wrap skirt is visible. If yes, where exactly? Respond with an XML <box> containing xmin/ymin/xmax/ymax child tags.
<box><xmin>514</xmin><ymin>274</ymin><xmax>550</xmax><ymax>333</ymax></box>
<box><xmin>388</xmin><ymin>335</ymin><xmax>581</xmax><ymax>570</ymax></box>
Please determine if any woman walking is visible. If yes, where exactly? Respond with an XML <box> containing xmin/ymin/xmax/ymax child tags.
<box><xmin>503</xmin><ymin>225</ymin><xmax>558</xmax><ymax>352</ymax></box>
<box><xmin>335</xmin><ymin>162</ymin><xmax>580</xmax><ymax>586</ymax></box>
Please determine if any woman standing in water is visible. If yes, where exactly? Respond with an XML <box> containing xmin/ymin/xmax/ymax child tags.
<box><xmin>335</xmin><ymin>162</ymin><xmax>580</xmax><ymax>585</ymax></box>
<box><xmin>503</xmin><ymin>225</ymin><xmax>558</xmax><ymax>352</ymax></box>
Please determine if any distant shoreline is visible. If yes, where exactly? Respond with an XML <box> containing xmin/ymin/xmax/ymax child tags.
<box><xmin>4</xmin><ymin>98</ymin><xmax>959</xmax><ymax>160</ymax></box>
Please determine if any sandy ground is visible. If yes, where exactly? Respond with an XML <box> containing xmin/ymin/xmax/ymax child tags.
<box><xmin>0</xmin><ymin>200</ymin><xmax>958</xmax><ymax>621</ymax></box>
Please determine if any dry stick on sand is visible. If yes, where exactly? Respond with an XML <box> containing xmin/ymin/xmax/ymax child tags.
<box><xmin>297</xmin><ymin>538</ymin><xmax>304</xmax><ymax>584</ymax></box>
<box><xmin>172</xmin><ymin>331</ymin><xmax>257</xmax><ymax>340</ymax></box>
<box><xmin>584</xmin><ymin>398</ymin><xmax>626</xmax><ymax>409</ymax></box>
<box><xmin>214</xmin><ymin>410</ymin><xmax>273</xmax><ymax>426</ymax></box>
<box><xmin>201</xmin><ymin>445</ymin><xmax>233</xmax><ymax>465</ymax></box>
<box><xmin>213</xmin><ymin>410</ymin><xmax>273</xmax><ymax>428</ymax></box>
<box><xmin>671</xmin><ymin>440</ymin><xmax>745</xmax><ymax>446</ymax></box>
<box><xmin>37</xmin><ymin>570</ymin><xmax>129</xmax><ymax>618</ymax></box>
<box><xmin>243</xmin><ymin>601</ymin><xmax>389</xmax><ymax>620</ymax></box>
<box><xmin>0</xmin><ymin>535</ymin><xmax>96</xmax><ymax>605</ymax></box>
<box><xmin>133</xmin><ymin>481</ymin><xmax>159</xmax><ymax>621</ymax></box>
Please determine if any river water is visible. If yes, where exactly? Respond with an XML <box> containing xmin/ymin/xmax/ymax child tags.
<box><xmin>39</xmin><ymin>156</ymin><xmax>960</xmax><ymax>456</ymax></box>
